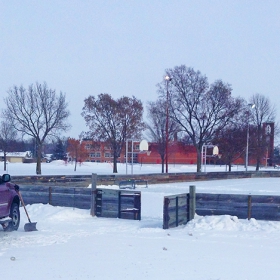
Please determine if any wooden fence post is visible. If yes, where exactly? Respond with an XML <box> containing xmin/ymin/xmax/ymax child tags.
<box><xmin>118</xmin><ymin>191</ymin><xmax>122</xmax><ymax>218</ymax></box>
<box><xmin>90</xmin><ymin>173</ymin><xmax>97</xmax><ymax>216</ymax></box>
<box><xmin>175</xmin><ymin>196</ymin><xmax>179</xmax><ymax>226</ymax></box>
<box><xmin>247</xmin><ymin>195</ymin><xmax>252</xmax><ymax>220</ymax></box>
<box><xmin>49</xmin><ymin>187</ymin><xmax>52</xmax><ymax>205</ymax></box>
<box><xmin>189</xmin><ymin>185</ymin><xmax>196</xmax><ymax>221</ymax></box>
<box><xmin>163</xmin><ymin>197</ymin><xmax>170</xmax><ymax>229</ymax></box>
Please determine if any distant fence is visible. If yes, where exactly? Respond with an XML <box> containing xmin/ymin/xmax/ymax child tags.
<box><xmin>163</xmin><ymin>186</ymin><xmax>280</xmax><ymax>229</ymax></box>
<box><xmin>11</xmin><ymin>170</ymin><xmax>280</xmax><ymax>188</ymax></box>
<box><xmin>20</xmin><ymin>186</ymin><xmax>141</xmax><ymax>220</ymax></box>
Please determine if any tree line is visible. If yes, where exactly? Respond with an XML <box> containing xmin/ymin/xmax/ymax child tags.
<box><xmin>0</xmin><ymin>65</ymin><xmax>277</xmax><ymax>174</ymax></box>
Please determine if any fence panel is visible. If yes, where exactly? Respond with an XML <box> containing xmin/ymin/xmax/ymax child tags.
<box><xmin>96</xmin><ymin>189</ymin><xmax>119</xmax><ymax>218</ymax></box>
<box><xmin>163</xmin><ymin>193</ymin><xmax>188</xmax><ymax>229</ymax></box>
<box><xmin>20</xmin><ymin>185</ymin><xmax>51</xmax><ymax>205</ymax></box>
<box><xmin>20</xmin><ymin>185</ymin><xmax>91</xmax><ymax>209</ymax></box>
<box><xmin>120</xmin><ymin>192</ymin><xmax>141</xmax><ymax>220</ymax></box>
<box><xmin>251</xmin><ymin>195</ymin><xmax>280</xmax><ymax>221</ymax></box>
<box><xmin>196</xmin><ymin>193</ymin><xmax>248</xmax><ymax>219</ymax></box>
<box><xmin>95</xmin><ymin>189</ymin><xmax>141</xmax><ymax>220</ymax></box>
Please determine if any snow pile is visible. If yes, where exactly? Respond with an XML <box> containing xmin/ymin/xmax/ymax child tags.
<box><xmin>186</xmin><ymin>214</ymin><xmax>280</xmax><ymax>232</ymax></box>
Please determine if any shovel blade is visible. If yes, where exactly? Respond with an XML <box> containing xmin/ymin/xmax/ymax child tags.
<box><xmin>24</xmin><ymin>222</ymin><xmax>38</xmax><ymax>232</ymax></box>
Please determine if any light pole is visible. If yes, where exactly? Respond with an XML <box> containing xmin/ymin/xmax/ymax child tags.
<box><xmin>165</xmin><ymin>75</ymin><xmax>171</xmax><ymax>173</ymax></box>
<box><xmin>245</xmin><ymin>103</ymin><xmax>255</xmax><ymax>171</ymax></box>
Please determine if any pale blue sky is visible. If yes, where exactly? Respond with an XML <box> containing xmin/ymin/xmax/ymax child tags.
<box><xmin>1</xmin><ymin>1</ymin><xmax>280</xmax><ymax>138</ymax></box>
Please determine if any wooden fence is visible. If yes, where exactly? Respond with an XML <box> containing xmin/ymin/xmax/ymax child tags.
<box><xmin>11</xmin><ymin>170</ymin><xmax>280</xmax><ymax>188</ymax></box>
<box><xmin>96</xmin><ymin>189</ymin><xmax>141</xmax><ymax>220</ymax></box>
<box><xmin>196</xmin><ymin>193</ymin><xmax>280</xmax><ymax>221</ymax></box>
<box><xmin>20</xmin><ymin>186</ymin><xmax>141</xmax><ymax>220</ymax></box>
<box><xmin>20</xmin><ymin>185</ymin><xmax>91</xmax><ymax>209</ymax></box>
<box><xmin>163</xmin><ymin>187</ymin><xmax>280</xmax><ymax>229</ymax></box>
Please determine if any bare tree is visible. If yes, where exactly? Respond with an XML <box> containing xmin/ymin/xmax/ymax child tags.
<box><xmin>0</xmin><ymin>120</ymin><xmax>18</xmax><ymax>171</ymax></box>
<box><xmin>146</xmin><ymin>99</ymin><xmax>179</xmax><ymax>173</ymax></box>
<box><xmin>249</xmin><ymin>93</ymin><xmax>276</xmax><ymax>170</ymax></box>
<box><xmin>81</xmin><ymin>94</ymin><xmax>145</xmax><ymax>173</ymax></box>
<box><xmin>67</xmin><ymin>138</ymin><xmax>88</xmax><ymax>171</ymax></box>
<box><xmin>159</xmin><ymin>65</ymin><xmax>243</xmax><ymax>172</ymax></box>
<box><xmin>2</xmin><ymin>82</ymin><xmax>70</xmax><ymax>174</ymax></box>
<box><xmin>213</xmin><ymin>99</ymin><xmax>248</xmax><ymax>171</ymax></box>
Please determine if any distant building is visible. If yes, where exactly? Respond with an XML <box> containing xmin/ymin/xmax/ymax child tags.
<box><xmin>82</xmin><ymin>139</ymin><xmax>197</xmax><ymax>165</ymax></box>
<box><xmin>137</xmin><ymin>142</ymin><xmax>197</xmax><ymax>164</ymax></box>
<box><xmin>0</xmin><ymin>151</ymin><xmax>32</xmax><ymax>163</ymax></box>
<box><xmin>82</xmin><ymin>123</ymin><xmax>275</xmax><ymax>167</ymax></box>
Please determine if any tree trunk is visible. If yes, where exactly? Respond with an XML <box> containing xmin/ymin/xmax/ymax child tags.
<box><xmin>3</xmin><ymin>151</ymin><xmax>7</xmax><ymax>171</ymax></box>
<box><xmin>113</xmin><ymin>156</ymin><xmax>118</xmax><ymax>173</ymax></box>
<box><xmin>255</xmin><ymin>126</ymin><xmax>262</xmax><ymax>171</ymax></box>
<box><xmin>74</xmin><ymin>150</ymin><xmax>78</xmax><ymax>171</ymax></box>
<box><xmin>196</xmin><ymin>147</ymin><xmax>202</xmax><ymax>172</ymax></box>
<box><xmin>36</xmin><ymin>143</ymin><xmax>42</xmax><ymax>175</ymax></box>
<box><xmin>256</xmin><ymin>148</ymin><xmax>261</xmax><ymax>171</ymax></box>
<box><xmin>161</xmin><ymin>155</ymin><xmax>164</xmax><ymax>173</ymax></box>
<box><xmin>256</xmin><ymin>161</ymin><xmax>260</xmax><ymax>171</ymax></box>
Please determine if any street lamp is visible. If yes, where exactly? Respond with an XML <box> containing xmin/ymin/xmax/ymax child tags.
<box><xmin>245</xmin><ymin>103</ymin><xmax>256</xmax><ymax>171</ymax></box>
<box><xmin>165</xmin><ymin>75</ymin><xmax>172</xmax><ymax>173</ymax></box>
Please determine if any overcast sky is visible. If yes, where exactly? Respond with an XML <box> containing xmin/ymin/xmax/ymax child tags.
<box><xmin>1</xmin><ymin>1</ymin><xmax>280</xmax><ymax>138</ymax></box>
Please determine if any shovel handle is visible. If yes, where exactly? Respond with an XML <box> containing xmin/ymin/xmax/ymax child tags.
<box><xmin>18</xmin><ymin>191</ymin><xmax>32</xmax><ymax>223</ymax></box>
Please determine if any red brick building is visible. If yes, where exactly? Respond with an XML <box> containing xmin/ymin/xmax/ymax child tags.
<box><xmin>82</xmin><ymin>121</ymin><xmax>274</xmax><ymax>166</ymax></box>
<box><xmin>137</xmin><ymin>142</ymin><xmax>197</xmax><ymax>164</ymax></box>
<box><xmin>82</xmin><ymin>139</ymin><xmax>198</xmax><ymax>165</ymax></box>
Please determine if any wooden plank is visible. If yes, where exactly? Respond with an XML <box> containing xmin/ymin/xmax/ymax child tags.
<box><xmin>20</xmin><ymin>185</ymin><xmax>49</xmax><ymax>192</ymax></box>
<box><xmin>177</xmin><ymin>196</ymin><xmax>188</xmax><ymax>207</ymax></box>
<box><xmin>166</xmin><ymin>197</ymin><xmax>178</xmax><ymax>208</ymax></box>
<box><xmin>97</xmin><ymin>210</ymin><xmax>119</xmax><ymax>218</ymax></box>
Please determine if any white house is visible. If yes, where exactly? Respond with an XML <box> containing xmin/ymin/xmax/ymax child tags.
<box><xmin>0</xmin><ymin>151</ymin><xmax>32</xmax><ymax>163</ymax></box>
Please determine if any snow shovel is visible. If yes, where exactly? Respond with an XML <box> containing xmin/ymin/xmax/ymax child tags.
<box><xmin>17</xmin><ymin>191</ymin><xmax>38</xmax><ymax>232</ymax></box>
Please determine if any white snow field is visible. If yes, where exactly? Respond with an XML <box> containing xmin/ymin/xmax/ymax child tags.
<box><xmin>1</xmin><ymin>161</ymin><xmax>280</xmax><ymax>279</ymax></box>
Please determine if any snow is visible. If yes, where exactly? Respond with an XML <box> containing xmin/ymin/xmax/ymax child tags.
<box><xmin>1</xmin><ymin>160</ymin><xmax>258</xmax><ymax>176</ymax></box>
<box><xmin>1</xmin><ymin>162</ymin><xmax>280</xmax><ymax>279</ymax></box>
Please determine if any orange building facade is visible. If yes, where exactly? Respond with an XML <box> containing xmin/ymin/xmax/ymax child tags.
<box><xmin>83</xmin><ymin>121</ymin><xmax>275</xmax><ymax>166</ymax></box>
<box><xmin>82</xmin><ymin>139</ymin><xmax>198</xmax><ymax>165</ymax></box>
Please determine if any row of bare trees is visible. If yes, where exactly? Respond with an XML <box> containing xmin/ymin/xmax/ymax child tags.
<box><xmin>0</xmin><ymin>65</ymin><xmax>277</xmax><ymax>174</ymax></box>
<box><xmin>146</xmin><ymin>65</ymin><xmax>276</xmax><ymax>172</ymax></box>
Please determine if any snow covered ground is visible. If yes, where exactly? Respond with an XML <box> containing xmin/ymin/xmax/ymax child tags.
<box><xmin>1</xmin><ymin>162</ymin><xmax>280</xmax><ymax>279</ymax></box>
<box><xmin>1</xmin><ymin>159</ymin><xmax>262</xmax><ymax>176</ymax></box>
